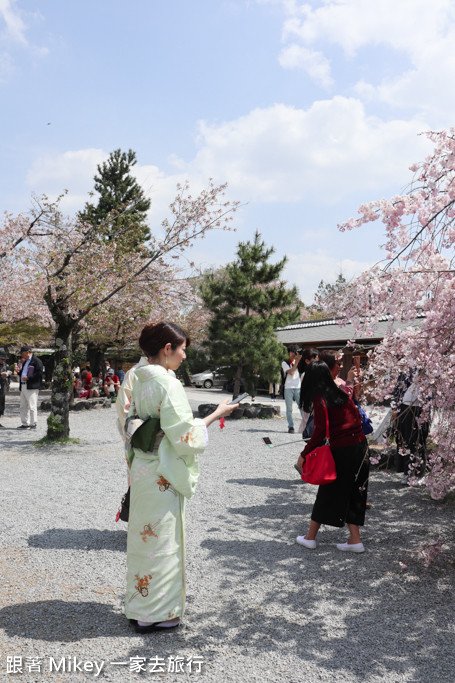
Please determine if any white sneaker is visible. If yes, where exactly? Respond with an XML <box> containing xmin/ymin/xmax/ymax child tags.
<box><xmin>336</xmin><ymin>542</ymin><xmax>365</xmax><ymax>553</ymax></box>
<box><xmin>401</xmin><ymin>474</ymin><xmax>409</xmax><ymax>486</ymax></box>
<box><xmin>410</xmin><ymin>476</ymin><xmax>426</xmax><ymax>487</ymax></box>
<box><xmin>296</xmin><ymin>536</ymin><xmax>317</xmax><ymax>549</ymax></box>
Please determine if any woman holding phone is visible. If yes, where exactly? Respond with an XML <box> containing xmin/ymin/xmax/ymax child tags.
<box><xmin>125</xmin><ymin>322</ymin><xmax>238</xmax><ymax>633</ymax></box>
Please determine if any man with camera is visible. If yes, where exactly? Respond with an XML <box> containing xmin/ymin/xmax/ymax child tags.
<box><xmin>281</xmin><ymin>345</ymin><xmax>302</xmax><ymax>433</ymax></box>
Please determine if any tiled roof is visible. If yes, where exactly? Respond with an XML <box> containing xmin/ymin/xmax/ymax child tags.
<box><xmin>276</xmin><ymin>315</ymin><xmax>425</xmax><ymax>345</ymax></box>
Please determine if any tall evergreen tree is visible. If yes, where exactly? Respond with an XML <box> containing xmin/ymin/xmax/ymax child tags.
<box><xmin>78</xmin><ymin>148</ymin><xmax>151</xmax><ymax>250</ymax></box>
<box><xmin>312</xmin><ymin>273</ymin><xmax>348</xmax><ymax>318</ymax></box>
<box><xmin>200</xmin><ymin>231</ymin><xmax>300</xmax><ymax>397</ymax></box>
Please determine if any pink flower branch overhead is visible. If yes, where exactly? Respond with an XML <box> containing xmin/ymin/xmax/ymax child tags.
<box><xmin>336</xmin><ymin>129</ymin><xmax>455</xmax><ymax>500</ymax></box>
<box><xmin>0</xmin><ymin>198</ymin><xmax>55</xmax><ymax>328</ymax></box>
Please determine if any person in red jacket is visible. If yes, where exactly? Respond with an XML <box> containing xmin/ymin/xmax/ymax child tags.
<box><xmin>296</xmin><ymin>361</ymin><xmax>369</xmax><ymax>553</ymax></box>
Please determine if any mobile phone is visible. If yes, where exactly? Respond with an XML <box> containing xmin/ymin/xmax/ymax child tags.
<box><xmin>262</xmin><ymin>437</ymin><xmax>272</xmax><ymax>445</ymax></box>
<box><xmin>228</xmin><ymin>392</ymin><xmax>249</xmax><ymax>405</ymax></box>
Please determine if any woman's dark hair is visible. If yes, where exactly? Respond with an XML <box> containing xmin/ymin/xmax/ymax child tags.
<box><xmin>297</xmin><ymin>347</ymin><xmax>319</xmax><ymax>374</ymax></box>
<box><xmin>320</xmin><ymin>350</ymin><xmax>344</xmax><ymax>371</ymax></box>
<box><xmin>300</xmin><ymin>360</ymin><xmax>348</xmax><ymax>413</ymax></box>
<box><xmin>139</xmin><ymin>321</ymin><xmax>190</xmax><ymax>358</ymax></box>
<box><xmin>302</xmin><ymin>347</ymin><xmax>319</xmax><ymax>362</ymax></box>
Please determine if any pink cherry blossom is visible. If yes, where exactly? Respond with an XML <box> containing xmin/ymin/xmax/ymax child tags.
<box><xmin>334</xmin><ymin>129</ymin><xmax>455</xmax><ymax>500</ymax></box>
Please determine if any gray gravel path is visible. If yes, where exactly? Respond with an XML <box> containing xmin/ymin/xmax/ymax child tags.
<box><xmin>0</xmin><ymin>387</ymin><xmax>454</xmax><ymax>682</ymax></box>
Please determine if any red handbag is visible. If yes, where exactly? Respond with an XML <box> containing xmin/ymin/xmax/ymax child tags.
<box><xmin>301</xmin><ymin>399</ymin><xmax>337</xmax><ymax>485</ymax></box>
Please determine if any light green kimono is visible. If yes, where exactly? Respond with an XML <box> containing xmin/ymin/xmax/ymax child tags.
<box><xmin>124</xmin><ymin>364</ymin><xmax>207</xmax><ymax>623</ymax></box>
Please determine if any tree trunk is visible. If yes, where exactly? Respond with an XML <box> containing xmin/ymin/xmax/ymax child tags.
<box><xmin>233</xmin><ymin>363</ymin><xmax>243</xmax><ymax>399</ymax></box>
<box><xmin>87</xmin><ymin>342</ymin><xmax>106</xmax><ymax>376</ymax></box>
<box><xmin>47</xmin><ymin>325</ymin><xmax>73</xmax><ymax>440</ymax></box>
<box><xmin>180</xmin><ymin>365</ymin><xmax>192</xmax><ymax>387</ymax></box>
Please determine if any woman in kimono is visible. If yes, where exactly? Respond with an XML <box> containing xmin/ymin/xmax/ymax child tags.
<box><xmin>125</xmin><ymin>322</ymin><xmax>238</xmax><ymax>633</ymax></box>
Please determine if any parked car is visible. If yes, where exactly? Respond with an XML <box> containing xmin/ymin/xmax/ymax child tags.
<box><xmin>190</xmin><ymin>367</ymin><xmax>228</xmax><ymax>389</ymax></box>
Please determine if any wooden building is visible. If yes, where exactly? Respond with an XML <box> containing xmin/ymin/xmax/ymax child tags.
<box><xmin>276</xmin><ymin>316</ymin><xmax>425</xmax><ymax>380</ymax></box>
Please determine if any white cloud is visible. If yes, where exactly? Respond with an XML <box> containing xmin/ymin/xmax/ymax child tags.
<box><xmin>25</xmin><ymin>97</ymin><xmax>431</xmax><ymax>221</ymax></box>
<box><xmin>0</xmin><ymin>0</ymin><xmax>27</xmax><ymax>45</ymax></box>
<box><xmin>183</xmin><ymin>98</ymin><xmax>430</xmax><ymax>203</ymax></box>
<box><xmin>26</xmin><ymin>149</ymin><xmax>108</xmax><ymax>214</ymax></box>
<box><xmin>0</xmin><ymin>0</ymin><xmax>48</xmax><ymax>81</ymax></box>
<box><xmin>23</xmin><ymin>149</ymin><xmax>225</xmax><ymax>231</ymax></box>
<box><xmin>277</xmin><ymin>0</ymin><xmax>454</xmax><ymax>54</ymax></box>
<box><xmin>279</xmin><ymin>43</ymin><xmax>333</xmax><ymax>87</ymax></box>
<box><xmin>262</xmin><ymin>0</ymin><xmax>455</xmax><ymax>121</ymax></box>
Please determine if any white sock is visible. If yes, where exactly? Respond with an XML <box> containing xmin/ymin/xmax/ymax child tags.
<box><xmin>137</xmin><ymin>618</ymin><xmax>180</xmax><ymax>628</ymax></box>
<box><xmin>155</xmin><ymin>618</ymin><xmax>180</xmax><ymax>628</ymax></box>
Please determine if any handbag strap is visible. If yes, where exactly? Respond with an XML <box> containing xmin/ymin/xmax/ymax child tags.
<box><xmin>320</xmin><ymin>398</ymin><xmax>330</xmax><ymax>442</ymax></box>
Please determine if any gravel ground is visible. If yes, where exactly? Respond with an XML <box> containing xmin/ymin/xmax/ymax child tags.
<box><xmin>0</xmin><ymin>387</ymin><xmax>454</xmax><ymax>682</ymax></box>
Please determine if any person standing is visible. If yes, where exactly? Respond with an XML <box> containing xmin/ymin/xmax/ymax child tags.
<box><xmin>297</xmin><ymin>348</ymin><xmax>319</xmax><ymax>437</ymax></box>
<box><xmin>0</xmin><ymin>348</ymin><xmax>11</xmax><ymax>427</ymax></box>
<box><xmin>116</xmin><ymin>365</ymin><xmax>125</xmax><ymax>384</ymax></box>
<box><xmin>394</xmin><ymin>373</ymin><xmax>429</xmax><ymax>485</ymax></box>
<box><xmin>125</xmin><ymin>322</ymin><xmax>238</xmax><ymax>632</ymax></box>
<box><xmin>296</xmin><ymin>361</ymin><xmax>369</xmax><ymax>552</ymax></box>
<box><xmin>281</xmin><ymin>345</ymin><xmax>302</xmax><ymax>433</ymax></box>
<box><xmin>17</xmin><ymin>345</ymin><xmax>44</xmax><ymax>429</ymax></box>
<box><xmin>268</xmin><ymin>371</ymin><xmax>281</xmax><ymax>402</ymax></box>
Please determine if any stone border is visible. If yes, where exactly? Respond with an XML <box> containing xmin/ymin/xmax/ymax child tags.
<box><xmin>40</xmin><ymin>397</ymin><xmax>113</xmax><ymax>411</ymax></box>
<box><xmin>198</xmin><ymin>403</ymin><xmax>280</xmax><ymax>419</ymax></box>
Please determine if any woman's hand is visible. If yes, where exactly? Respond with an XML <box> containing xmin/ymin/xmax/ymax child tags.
<box><xmin>297</xmin><ymin>454</ymin><xmax>304</xmax><ymax>471</ymax></box>
<box><xmin>215</xmin><ymin>398</ymin><xmax>239</xmax><ymax>418</ymax></box>
<box><xmin>347</xmin><ymin>367</ymin><xmax>359</xmax><ymax>385</ymax></box>
<box><xmin>202</xmin><ymin>398</ymin><xmax>239</xmax><ymax>428</ymax></box>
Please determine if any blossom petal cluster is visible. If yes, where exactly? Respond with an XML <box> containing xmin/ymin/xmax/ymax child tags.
<box><xmin>336</xmin><ymin>129</ymin><xmax>455</xmax><ymax>499</ymax></box>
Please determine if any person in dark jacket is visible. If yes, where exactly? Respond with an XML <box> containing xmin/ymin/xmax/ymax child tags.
<box><xmin>296</xmin><ymin>361</ymin><xmax>369</xmax><ymax>553</ymax></box>
<box><xmin>18</xmin><ymin>345</ymin><xmax>44</xmax><ymax>429</ymax></box>
<box><xmin>0</xmin><ymin>348</ymin><xmax>11</xmax><ymax>426</ymax></box>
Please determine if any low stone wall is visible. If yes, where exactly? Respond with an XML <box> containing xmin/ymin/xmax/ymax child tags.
<box><xmin>198</xmin><ymin>403</ymin><xmax>280</xmax><ymax>420</ymax></box>
<box><xmin>40</xmin><ymin>397</ymin><xmax>113</xmax><ymax>411</ymax></box>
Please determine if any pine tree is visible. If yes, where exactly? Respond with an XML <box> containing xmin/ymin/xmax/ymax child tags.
<box><xmin>312</xmin><ymin>272</ymin><xmax>348</xmax><ymax>317</ymax></box>
<box><xmin>78</xmin><ymin>148</ymin><xmax>151</xmax><ymax>251</ymax></box>
<box><xmin>200</xmin><ymin>231</ymin><xmax>300</xmax><ymax>397</ymax></box>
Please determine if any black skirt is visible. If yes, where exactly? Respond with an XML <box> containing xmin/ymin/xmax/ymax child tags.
<box><xmin>311</xmin><ymin>439</ymin><xmax>369</xmax><ymax>528</ymax></box>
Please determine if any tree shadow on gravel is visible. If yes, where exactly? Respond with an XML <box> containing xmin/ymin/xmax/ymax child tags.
<box><xmin>179</xmin><ymin>583</ymin><xmax>455</xmax><ymax>682</ymax></box>
<box><xmin>227</xmin><ymin>477</ymin><xmax>299</xmax><ymax>490</ymax></box>
<box><xmin>192</xmin><ymin>472</ymin><xmax>455</xmax><ymax>681</ymax></box>
<box><xmin>0</xmin><ymin>436</ymin><xmax>44</xmax><ymax>449</ymax></box>
<box><xmin>0</xmin><ymin>600</ymin><xmax>142</xmax><ymax>641</ymax></box>
<box><xmin>28</xmin><ymin>528</ymin><xmax>127</xmax><ymax>551</ymax></box>
<box><xmin>241</xmin><ymin>427</ymin><xmax>297</xmax><ymax>435</ymax></box>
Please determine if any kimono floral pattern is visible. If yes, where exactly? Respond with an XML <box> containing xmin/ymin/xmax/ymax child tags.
<box><xmin>140</xmin><ymin>520</ymin><xmax>160</xmax><ymax>542</ymax></box>
<box><xmin>156</xmin><ymin>475</ymin><xmax>176</xmax><ymax>495</ymax></box>
<box><xmin>128</xmin><ymin>573</ymin><xmax>153</xmax><ymax>601</ymax></box>
<box><xmin>179</xmin><ymin>427</ymin><xmax>197</xmax><ymax>446</ymax></box>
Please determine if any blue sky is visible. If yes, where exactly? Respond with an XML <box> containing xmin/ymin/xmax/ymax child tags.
<box><xmin>1</xmin><ymin>0</ymin><xmax>454</xmax><ymax>303</ymax></box>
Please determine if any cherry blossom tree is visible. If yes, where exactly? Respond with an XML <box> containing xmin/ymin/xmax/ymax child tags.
<box><xmin>16</xmin><ymin>181</ymin><xmax>238</xmax><ymax>440</ymax></box>
<box><xmin>337</xmin><ymin>129</ymin><xmax>455</xmax><ymax>500</ymax></box>
<box><xmin>0</xmin><ymin>204</ymin><xmax>51</xmax><ymax>329</ymax></box>
<box><xmin>78</xmin><ymin>265</ymin><xmax>202</xmax><ymax>363</ymax></box>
